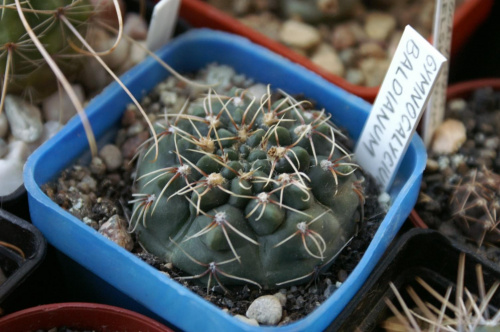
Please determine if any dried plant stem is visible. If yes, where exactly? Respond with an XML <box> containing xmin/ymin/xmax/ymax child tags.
<box><xmin>60</xmin><ymin>14</ymin><xmax>160</xmax><ymax>160</ymax></box>
<box><xmin>13</xmin><ymin>0</ymin><xmax>98</xmax><ymax>156</ymax></box>
<box><xmin>0</xmin><ymin>240</ymin><xmax>25</xmax><ymax>259</ymax></box>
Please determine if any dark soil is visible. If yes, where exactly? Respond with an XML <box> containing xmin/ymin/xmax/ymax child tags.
<box><xmin>42</xmin><ymin>65</ymin><xmax>386</xmax><ymax>325</ymax></box>
<box><xmin>415</xmin><ymin>86</ymin><xmax>500</xmax><ymax>263</ymax></box>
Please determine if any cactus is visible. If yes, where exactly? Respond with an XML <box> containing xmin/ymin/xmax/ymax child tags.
<box><xmin>450</xmin><ymin>168</ymin><xmax>500</xmax><ymax>246</ymax></box>
<box><xmin>383</xmin><ymin>253</ymin><xmax>500</xmax><ymax>331</ymax></box>
<box><xmin>130</xmin><ymin>82</ymin><xmax>365</xmax><ymax>290</ymax></box>
<box><xmin>0</xmin><ymin>0</ymin><xmax>91</xmax><ymax>100</ymax></box>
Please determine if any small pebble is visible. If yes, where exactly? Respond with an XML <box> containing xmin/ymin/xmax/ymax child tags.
<box><xmin>431</xmin><ymin>119</ymin><xmax>467</xmax><ymax>154</ymax></box>
<box><xmin>279</xmin><ymin>20</ymin><xmax>321</xmax><ymax>50</ymax></box>
<box><xmin>246</xmin><ymin>295</ymin><xmax>283</xmax><ymax>325</ymax></box>
<box><xmin>273</xmin><ymin>291</ymin><xmax>287</xmax><ymax>307</ymax></box>
<box><xmin>121</xmin><ymin>131</ymin><xmax>149</xmax><ymax>160</ymax></box>
<box><xmin>99</xmin><ymin>144</ymin><xmax>123</xmax><ymax>171</ymax></box>
<box><xmin>364</xmin><ymin>12</ymin><xmax>396</xmax><ymax>41</ymax></box>
<box><xmin>358</xmin><ymin>41</ymin><xmax>387</xmax><ymax>58</ymax></box>
<box><xmin>425</xmin><ymin>158</ymin><xmax>439</xmax><ymax>172</ymax></box>
<box><xmin>378</xmin><ymin>192</ymin><xmax>391</xmax><ymax>212</ymax></box>
<box><xmin>123</xmin><ymin>12</ymin><xmax>149</xmax><ymax>40</ymax></box>
<box><xmin>359</xmin><ymin>58</ymin><xmax>390</xmax><ymax>87</ymax></box>
<box><xmin>0</xmin><ymin>140</ymin><xmax>30</xmax><ymax>196</ymax></box>
<box><xmin>234</xmin><ymin>314</ymin><xmax>259</xmax><ymax>326</ymax></box>
<box><xmin>4</xmin><ymin>94</ymin><xmax>44</xmax><ymax>143</ymax></box>
<box><xmin>448</xmin><ymin>98</ymin><xmax>467</xmax><ymax>112</ymax></box>
<box><xmin>311</xmin><ymin>44</ymin><xmax>344</xmax><ymax>76</ymax></box>
<box><xmin>99</xmin><ymin>215</ymin><xmax>134</xmax><ymax>251</ymax></box>
<box><xmin>90</xmin><ymin>157</ymin><xmax>107</xmax><ymax>176</ymax></box>
<box><xmin>331</xmin><ymin>24</ymin><xmax>356</xmax><ymax>50</ymax></box>
<box><xmin>42</xmin><ymin>84</ymin><xmax>85</xmax><ymax>124</ymax></box>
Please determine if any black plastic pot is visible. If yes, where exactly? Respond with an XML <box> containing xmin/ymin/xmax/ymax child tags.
<box><xmin>0</xmin><ymin>209</ymin><xmax>46</xmax><ymax>305</ymax></box>
<box><xmin>0</xmin><ymin>187</ymin><xmax>30</xmax><ymax>222</ymax></box>
<box><xmin>328</xmin><ymin>228</ymin><xmax>500</xmax><ymax>331</ymax></box>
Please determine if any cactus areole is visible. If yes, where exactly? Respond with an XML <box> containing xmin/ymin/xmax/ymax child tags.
<box><xmin>131</xmin><ymin>87</ymin><xmax>365</xmax><ymax>289</ymax></box>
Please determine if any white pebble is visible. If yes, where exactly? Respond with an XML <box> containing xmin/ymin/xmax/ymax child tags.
<box><xmin>246</xmin><ymin>295</ymin><xmax>282</xmax><ymax>325</ymax></box>
<box><xmin>311</xmin><ymin>44</ymin><xmax>345</xmax><ymax>76</ymax></box>
<box><xmin>234</xmin><ymin>314</ymin><xmax>259</xmax><ymax>326</ymax></box>
<box><xmin>99</xmin><ymin>144</ymin><xmax>123</xmax><ymax>171</ymax></box>
<box><xmin>246</xmin><ymin>84</ymin><xmax>267</xmax><ymax>100</ymax></box>
<box><xmin>27</xmin><ymin>121</ymin><xmax>62</xmax><ymax>153</ymax></box>
<box><xmin>4</xmin><ymin>95</ymin><xmax>44</xmax><ymax>143</ymax></box>
<box><xmin>273</xmin><ymin>291</ymin><xmax>287</xmax><ymax>307</ymax></box>
<box><xmin>279</xmin><ymin>20</ymin><xmax>321</xmax><ymax>50</ymax></box>
<box><xmin>364</xmin><ymin>12</ymin><xmax>396</xmax><ymax>41</ymax></box>
<box><xmin>124</xmin><ymin>13</ymin><xmax>148</xmax><ymax>40</ymax></box>
<box><xmin>42</xmin><ymin>84</ymin><xmax>85</xmax><ymax>124</ymax></box>
<box><xmin>378</xmin><ymin>192</ymin><xmax>391</xmax><ymax>212</ymax></box>
<box><xmin>0</xmin><ymin>140</ymin><xmax>30</xmax><ymax>196</ymax></box>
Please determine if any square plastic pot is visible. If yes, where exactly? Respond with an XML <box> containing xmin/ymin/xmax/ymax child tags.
<box><xmin>24</xmin><ymin>29</ymin><xmax>426</xmax><ymax>331</ymax></box>
<box><xmin>0</xmin><ymin>209</ymin><xmax>46</xmax><ymax>304</ymax></box>
<box><xmin>179</xmin><ymin>0</ymin><xmax>493</xmax><ymax>102</ymax></box>
<box><xmin>328</xmin><ymin>228</ymin><xmax>500</xmax><ymax>331</ymax></box>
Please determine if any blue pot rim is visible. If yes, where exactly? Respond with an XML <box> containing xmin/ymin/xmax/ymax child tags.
<box><xmin>23</xmin><ymin>28</ymin><xmax>426</xmax><ymax>331</ymax></box>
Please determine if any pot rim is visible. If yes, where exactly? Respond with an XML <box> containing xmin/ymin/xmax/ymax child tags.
<box><xmin>0</xmin><ymin>302</ymin><xmax>173</xmax><ymax>331</ymax></box>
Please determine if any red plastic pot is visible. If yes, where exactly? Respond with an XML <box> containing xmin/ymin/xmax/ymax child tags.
<box><xmin>0</xmin><ymin>302</ymin><xmax>174</xmax><ymax>332</ymax></box>
<box><xmin>410</xmin><ymin>78</ymin><xmax>500</xmax><ymax>229</ymax></box>
<box><xmin>179</xmin><ymin>0</ymin><xmax>493</xmax><ymax>102</ymax></box>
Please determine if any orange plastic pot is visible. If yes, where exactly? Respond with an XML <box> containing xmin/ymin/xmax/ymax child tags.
<box><xmin>409</xmin><ymin>78</ymin><xmax>500</xmax><ymax>229</ymax></box>
<box><xmin>0</xmin><ymin>302</ymin><xmax>174</xmax><ymax>332</ymax></box>
<box><xmin>179</xmin><ymin>0</ymin><xmax>493</xmax><ymax>102</ymax></box>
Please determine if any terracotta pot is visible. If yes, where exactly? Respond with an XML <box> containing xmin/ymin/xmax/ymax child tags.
<box><xmin>0</xmin><ymin>302</ymin><xmax>173</xmax><ymax>332</ymax></box>
<box><xmin>178</xmin><ymin>0</ymin><xmax>493</xmax><ymax>102</ymax></box>
<box><xmin>409</xmin><ymin>78</ymin><xmax>500</xmax><ymax>229</ymax></box>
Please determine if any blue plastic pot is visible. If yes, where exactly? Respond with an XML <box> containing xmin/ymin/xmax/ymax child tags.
<box><xmin>24</xmin><ymin>29</ymin><xmax>426</xmax><ymax>332</ymax></box>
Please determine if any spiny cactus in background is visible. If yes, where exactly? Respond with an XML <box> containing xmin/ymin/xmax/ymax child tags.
<box><xmin>130</xmin><ymin>84</ymin><xmax>365</xmax><ymax>290</ymax></box>
<box><xmin>383</xmin><ymin>253</ymin><xmax>500</xmax><ymax>331</ymax></box>
<box><xmin>450</xmin><ymin>168</ymin><xmax>500</xmax><ymax>246</ymax></box>
<box><xmin>0</xmin><ymin>0</ymin><xmax>91</xmax><ymax>102</ymax></box>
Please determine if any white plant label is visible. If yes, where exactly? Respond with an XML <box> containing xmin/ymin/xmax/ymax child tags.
<box><xmin>355</xmin><ymin>25</ymin><xmax>446</xmax><ymax>191</ymax></box>
<box><xmin>146</xmin><ymin>0</ymin><xmax>181</xmax><ymax>52</ymax></box>
<box><xmin>422</xmin><ymin>0</ymin><xmax>455</xmax><ymax>147</ymax></box>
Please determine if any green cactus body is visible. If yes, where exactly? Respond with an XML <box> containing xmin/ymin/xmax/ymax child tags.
<box><xmin>451</xmin><ymin>168</ymin><xmax>500</xmax><ymax>245</ymax></box>
<box><xmin>0</xmin><ymin>0</ymin><xmax>91</xmax><ymax>98</ymax></box>
<box><xmin>132</xmin><ymin>87</ymin><xmax>364</xmax><ymax>289</ymax></box>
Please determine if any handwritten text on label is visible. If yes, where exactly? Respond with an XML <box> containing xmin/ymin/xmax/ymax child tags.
<box><xmin>355</xmin><ymin>26</ymin><xmax>446</xmax><ymax>191</ymax></box>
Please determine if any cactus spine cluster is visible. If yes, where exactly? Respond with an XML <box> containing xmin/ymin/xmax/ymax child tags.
<box><xmin>383</xmin><ymin>253</ymin><xmax>500</xmax><ymax>331</ymax></box>
<box><xmin>0</xmin><ymin>0</ymin><xmax>91</xmax><ymax>99</ymax></box>
<box><xmin>451</xmin><ymin>168</ymin><xmax>500</xmax><ymax>246</ymax></box>
<box><xmin>131</xmin><ymin>83</ymin><xmax>365</xmax><ymax>290</ymax></box>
